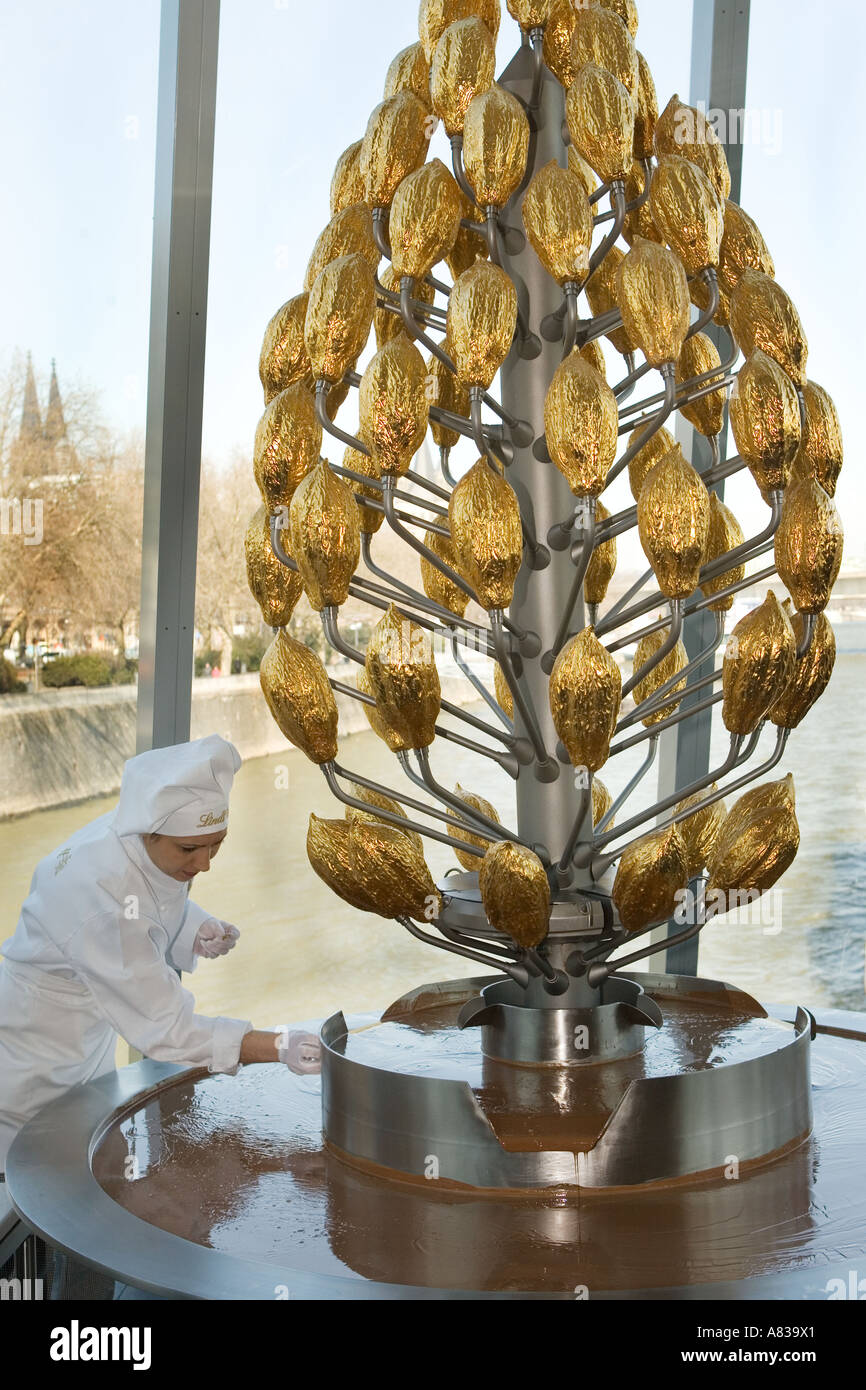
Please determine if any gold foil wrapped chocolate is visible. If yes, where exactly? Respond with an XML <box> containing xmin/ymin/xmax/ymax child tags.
<box><xmin>359</xmin><ymin>336</ymin><xmax>429</xmax><ymax>476</ymax></box>
<box><xmin>722</xmin><ymin>590</ymin><xmax>796</xmax><ymax>734</ymax></box>
<box><xmin>345</xmin><ymin>790</ymin><xmax>424</xmax><ymax>859</ymax></box>
<box><xmin>420</xmin><ymin>528</ymin><xmax>469</xmax><ymax>617</ymax></box>
<box><xmin>384</xmin><ymin>42</ymin><xmax>432</xmax><ymax>111</ymax></box>
<box><xmin>253</xmin><ymin>382</ymin><xmax>322</xmax><ymax>510</ymax></box>
<box><xmin>768</xmin><ymin>610</ymin><xmax>836</xmax><ymax>729</ymax></box>
<box><xmin>632</xmin><ymin>625</ymin><xmax>688</xmax><ymax>726</ymax></box>
<box><xmin>305</xmin><ymin>252</ymin><xmax>375</xmax><ymax>384</ymax></box>
<box><xmin>447</xmin><ymin>260</ymin><xmax>517</xmax><ymax>388</ymax></box>
<box><xmin>612</xmin><ymin>825</ymin><xmax>688</xmax><ymax>933</ymax></box>
<box><xmin>507</xmin><ymin>0</ymin><xmax>551</xmax><ymax>28</ymax></box>
<box><xmin>580</xmin><ymin>338</ymin><xmax>607</xmax><ymax>379</ymax></box>
<box><xmin>592</xmin><ymin>776</ymin><xmax>613</xmax><ymax>829</ymax></box>
<box><xmin>700</xmin><ymin>494</ymin><xmax>745</xmax><ymax>611</ymax></box>
<box><xmin>676</xmin><ymin>786</ymin><xmax>726</xmax><ymax>879</ymax></box>
<box><xmin>419</xmin><ymin>0</ymin><xmax>500</xmax><ymax>62</ymax></box>
<box><xmin>522</xmin><ymin>160</ymin><xmax>593</xmax><ymax>285</ymax></box>
<box><xmin>448</xmin><ymin>459</ymin><xmax>523</xmax><ymax>609</ymax></box>
<box><xmin>542</xmin><ymin>0</ymin><xmax>576</xmax><ymax>88</ymax></box>
<box><xmin>447</xmin><ymin>191</ymin><xmax>489</xmax><ymax>278</ymax></box>
<box><xmin>585</xmin><ymin>246</ymin><xmax>633</xmax><ymax>356</ymax></box>
<box><xmin>389</xmin><ymin>159</ymin><xmax>463</xmax><ymax>279</ymax></box>
<box><xmin>633</xmin><ymin>51</ymin><xmax>657</xmax><ymax>158</ymax></box>
<box><xmin>718</xmin><ymin>201</ymin><xmax>774</xmax><ymax>301</ymax></box>
<box><xmin>566</xmin><ymin>62</ymin><xmax>635</xmax><ymax>184</ymax></box>
<box><xmin>637</xmin><ymin>444</ymin><xmax>710</xmax><ymax>599</ymax></box>
<box><xmin>304</xmin><ymin>204</ymin><xmax>379</xmax><ymax>292</ymax></box>
<box><xmin>453</xmin><ymin>784</ymin><xmax>502</xmax><ymax>870</ymax></box>
<box><xmin>478</xmin><ymin>840</ymin><xmax>550</xmax><ymax>948</ymax></box>
<box><xmin>494</xmin><ymin>661</ymin><xmax>513</xmax><ymax>718</ymax></box>
<box><xmin>244</xmin><ymin>507</ymin><xmax>304</xmax><ymax>628</ymax></box>
<box><xmin>654</xmin><ymin>94</ymin><xmax>731</xmax><ymax>202</ymax></box>
<box><xmin>427</xmin><ymin>350</ymin><xmax>470</xmax><ymax>448</ymax></box>
<box><xmin>463</xmin><ymin>86</ymin><xmax>529</xmax><ymax>208</ymax></box>
<box><xmin>365</xmin><ymin>605</ymin><xmax>442</xmax><ymax>749</ymax></box>
<box><xmin>289</xmin><ymin>459</ymin><xmax>361</xmax><ymax>610</ymax></box>
<box><xmin>430</xmin><ymin>17</ymin><xmax>496</xmax><ymax>136</ymax></box>
<box><xmin>259</xmin><ymin>294</ymin><xmax>311</xmax><ymax>403</ymax></box>
<box><xmin>360</xmin><ymin>91</ymin><xmax>430</xmax><ymax>207</ymax></box>
<box><xmin>375</xmin><ymin>270</ymin><xmax>435</xmax><ymax>349</ymax></box>
<box><xmin>260</xmin><ymin>629</ymin><xmax>338</xmax><ymax>763</ymax></box>
<box><xmin>348</xmin><ymin>818</ymin><xmax>442</xmax><ymax>922</ymax></box>
<box><xmin>627</xmin><ymin>423</ymin><xmax>674</xmax><ymax>501</ymax></box>
<box><xmin>615</xmin><ymin>237</ymin><xmax>691</xmax><ymax>366</ymax></box>
<box><xmin>774</xmin><ymin>477</ymin><xmax>844</xmax><ymax>615</ymax></box>
<box><xmin>330</xmin><ymin>141</ymin><xmax>366</xmax><ymax>216</ymax></box>
<box><xmin>649</xmin><ymin>154</ymin><xmax>724</xmax><ymax>275</ymax></box>
<box><xmin>622</xmin><ymin>159</ymin><xmax>662</xmax><ymax>246</ymax></box>
<box><xmin>792</xmin><ymin>381</ymin><xmax>843</xmax><ymax>498</ymax></box>
<box><xmin>728</xmin><ymin>349</ymin><xmax>801</xmax><ymax>493</ymax></box>
<box><xmin>729</xmin><ymin>269</ymin><xmax>808</xmax><ymax>388</ymax></box>
<box><xmin>675</xmin><ymin>332</ymin><xmax>726</xmax><ymax>437</ymax></box>
<box><xmin>707</xmin><ymin>775</ymin><xmax>799</xmax><ymax>902</ymax></box>
<box><xmin>571</xmin><ymin>4</ymin><xmax>638</xmax><ymax>97</ymax></box>
<box><xmin>549</xmin><ymin>627</ymin><xmax>621</xmax><ymax>772</ymax></box>
<box><xmin>598</xmin><ymin>0</ymin><xmax>638</xmax><ymax>38</ymax></box>
<box><xmin>544</xmin><ymin>352</ymin><xmax>618</xmax><ymax>496</ymax></box>
<box><xmin>584</xmin><ymin>500</ymin><xmax>617</xmax><ymax>605</ymax></box>
<box><xmin>567</xmin><ymin>143</ymin><xmax>599</xmax><ymax>200</ymax></box>
<box><xmin>307</xmin><ymin>814</ymin><xmax>378</xmax><ymax>912</ymax></box>
<box><xmin>355</xmin><ymin>664</ymin><xmax>411</xmax><ymax>752</ymax></box>
<box><xmin>342</xmin><ymin>445</ymin><xmax>383</xmax><ymax>535</ymax></box>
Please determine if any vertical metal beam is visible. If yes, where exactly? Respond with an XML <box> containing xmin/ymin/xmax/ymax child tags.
<box><xmin>657</xmin><ymin>0</ymin><xmax>751</xmax><ymax>974</ymax></box>
<box><xmin>137</xmin><ymin>0</ymin><xmax>220</xmax><ymax>752</ymax></box>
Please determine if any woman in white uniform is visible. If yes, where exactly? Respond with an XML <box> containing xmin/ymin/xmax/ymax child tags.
<box><xmin>0</xmin><ymin>733</ymin><xmax>320</xmax><ymax>1174</ymax></box>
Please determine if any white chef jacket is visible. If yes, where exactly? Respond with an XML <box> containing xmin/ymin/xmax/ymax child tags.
<box><xmin>0</xmin><ymin>807</ymin><xmax>253</xmax><ymax>1170</ymax></box>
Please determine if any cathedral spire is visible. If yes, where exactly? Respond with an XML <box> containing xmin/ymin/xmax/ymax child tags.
<box><xmin>44</xmin><ymin>358</ymin><xmax>66</xmax><ymax>443</ymax></box>
<box><xmin>19</xmin><ymin>352</ymin><xmax>41</xmax><ymax>440</ymax></box>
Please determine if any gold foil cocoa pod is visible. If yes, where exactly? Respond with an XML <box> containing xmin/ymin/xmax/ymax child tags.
<box><xmin>649</xmin><ymin>154</ymin><xmax>724</xmax><ymax>275</ymax></box>
<box><xmin>633</xmin><ymin>51</ymin><xmax>657</xmax><ymax>158</ymax></box>
<box><xmin>420</xmin><ymin>528</ymin><xmax>470</xmax><ymax>617</ymax></box>
<box><xmin>627</xmin><ymin>424</ymin><xmax>674</xmax><ymax>501</ymax></box>
<box><xmin>707</xmin><ymin>775</ymin><xmax>799</xmax><ymax>903</ymax></box>
<box><xmin>700</xmin><ymin>494</ymin><xmax>745</xmax><ymax>611</ymax></box>
<box><xmin>305</xmin><ymin>253</ymin><xmax>375</xmax><ymax>384</ymax></box>
<box><xmin>463</xmin><ymin>86</ymin><xmax>529</xmax><ymax>208</ymax></box>
<box><xmin>566</xmin><ymin>63</ymin><xmax>635</xmax><ymax>184</ymax></box>
<box><xmin>448</xmin><ymin>459</ymin><xmax>523</xmax><ymax>608</ymax></box>
<box><xmin>430</xmin><ymin>17</ymin><xmax>496</xmax><ymax>136</ymax></box>
<box><xmin>637</xmin><ymin>444</ymin><xmax>710</xmax><ymax>598</ymax></box>
<box><xmin>585</xmin><ymin>246</ymin><xmax>633</xmax><ymax>356</ymax></box>
<box><xmin>346</xmin><ymin>788</ymin><xmax>424</xmax><ymax>858</ymax></box>
<box><xmin>654</xmin><ymin>94</ymin><xmax>731</xmax><ymax>202</ymax></box>
<box><xmin>791</xmin><ymin>381</ymin><xmax>843</xmax><ymax>498</ymax></box>
<box><xmin>375</xmin><ymin>269</ymin><xmax>435</xmax><ymax>349</ymax></box>
<box><xmin>348</xmin><ymin>818</ymin><xmax>441</xmax><ymax>922</ymax></box>
<box><xmin>729</xmin><ymin>269</ymin><xmax>808</xmax><ymax>388</ymax></box>
<box><xmin>615</xmin><ymin>236</ymin><xmax>690</xmax><ymax>366</ymax></box>
<box><xmin>289</xmin><ymin>459</ymin><xmax>361</xmax><ymax>610</ymax></box>
<box><xmin>307</xmin><ymin>815</ymin><xmax>378</xmax><ymax>912</ymax></box>
<box><xmin>597</xmin><ymin>0</ymin><xmax>638</xmax><ymax>37</ymax></box>
<box><xmin>549</xmin><ymin>627</ymin><xmax>621</xmax><ymax>772</ymax></box>
<box><xmin>359</xmin><ymin>336</ymin><xmax>429</xmax><ymax>476</ymax></box>
<box><xmin>571</xmin><ymin>4</ymin><xmax>638</xmax><ymax>97</ymax></box>
<box><xmin>427</xmin><ymin>351</ymin><xmax>470</xmax><ymax>448</ymax></box>
<box><xmin>355</xmin><ymin>665</ymin><xmax>410</xmax><ymax>752</ymax></box>
<box><xmin>718</xmin><ymin>200</ymin><xmax>774</xmax><ymax>300</ymax></box>
<box><xmin>330</xmin><ymin>141</ymin><xmax>366</xmax><ymax>216</ymax></box>
<box><xmin>584</xmin><ymin>500</ymin><xmax>617</xmax><ymax>605</ymax></box>
<box><xmin>260</xmin><ymin>629</ymin><xmax>338</xmax><ymax>763</ymax></box>
<box><xmin>544</xmin><ymin>351</ymin><xmax>618</xmax><ymax>496</ymax></box>
<box><xmin>389</xmin><ymin>159</ymin><xmax>463</xmax><ymax>279</ymax></box>
<box><xmin>522</xmin><ymin>160</ymin><xmax>593</xmax><ymax>285</ymax></box>
<box><xmin>580</xmin><ymin>338</ymin><xmax>607</xmax><ymax>379</ymax></box>
<box><xmin>384</xmin><ymin>42</ymin><xmax>432</xmax><ymax>111</ymax></box>
<box><xmin>722</xmin><ymin>590</ymin><xmax>796</xmax><ymax>734</ymax></box>
<box><xmin>506</xmin><ymin>0</ymin><xmax>551</xmax><ymax>28</ymax></box>
<box><xmin>612</xmin><ymin>825</ymin><xmax>688</xmax><ymax>933</ymax></box>
<box><xmin>592</xmin><ymin>776</ymin><xmax>613</xmax><ymax>829</ymax></box>
<box><xmin>447</xmin><ymin>260</ymin><xmax>517</xmax><ymax>388</ymax></box>
<box><xmin>768</xmin><ymin>610</ymin><xmax>836</xmax><ymax>729</ymax></box>
<box><xmin>360</xmin><ymin>91</ymin><xmax>430</xmax><ymax>207</ymax></box>
<box><xmin>453</xmin><ymin>783</ymin><xmax>502</xmax><ymax>870</ymax></box>
<box><xmin>567</xmin><ymin>144</ymin><xmax>599</xmax><ymax>200</ymax></box>
<box><xmin>494</xmin><ymin>662</ymin><xmax>513</xmax><ymax>719</ymax></box>
<box><xmin>774</xmin><ymin>477</ymin><xmax>844</xmax><ymax>615</ymax></box>
<box><xmin>447</xmin><ymin>194</ymin><xmax>489</xmax><ymax>278</ymax></box>
<box><xmin>478</xmin><ymin>840</ymin><xmax>550</xmax><ymax>949</ymax></box>
<box><xmin>632</xmin><ymin>625</ymin><xmax>688</xmax><ymax>726</ymax></box>
<box><xmin>365</xmin><ymin>604</ymin><xmax>442</xmax><ymax>749</ymax></box>
<box><xmin>419</xmin><ymin>0</ymin><xmax>500</xmax><ymax>62</ymax></box>
<box><xmin>675</xmin><ymin>785</ymin><xmax>726</xmax><ymax>878</ymax></box>
<box><xmin>675</xmin><ymin>332</ymin><xmax>726</xmax><ymax>437</ymax></box>
<box><xmin>729</xmin><ymin>349</ymin><xmax>801</xmax><ymax>493</ymax></box>
<box><xmin>622</xmin><ymin>159</ymin><xmax>662</xmax><ymax>246</ymax></box>
<box><xmin>342</xmin><ymin>446</ymin><xmax>383</xmax><ymax>535</ymax></box>
<box><xmin>244</xmin><ymin>506</ymin><xmax>304</xmax><ymax>628</ymax></box>
<box><xmin>543</xmin><ymin>0</ymin><xmax>576</xmax><ymax>88</ymax></box>
<box><xmin>259</xmin><ymin>294</ymin><xmax>311</xmax><ymax>403</ymax></box>
<box><xmin>304</xmin><ymin>204</ymin><xmax>379</xmax><ymax>292</ymax></box>
<box><xmin>253</xmin><ymin>382</ymin><xmax>322</xmax><ymax>510</ymax></box>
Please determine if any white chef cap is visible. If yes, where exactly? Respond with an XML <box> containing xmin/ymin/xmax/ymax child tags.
<box><xmin>112</xmin><ymin>735</ymin><xmax>242</xmax><ymax>838</ymax></box>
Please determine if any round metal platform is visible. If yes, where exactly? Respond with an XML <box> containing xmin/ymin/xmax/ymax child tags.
<box><xmin>5</xmin><ymin>977</ymin><xmax>866</xmax><ymax>1300</ymax></box>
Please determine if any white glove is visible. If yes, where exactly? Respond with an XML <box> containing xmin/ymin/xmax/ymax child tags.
<box><xmin>277</xmin><ymin>1029</ymin><xmax>322</xmax><ymax>1075</ymax></box>
<box><xmin>193</xmin><ymin>918</ymin><xmax>240</xmax><ymax>959</ymax></box>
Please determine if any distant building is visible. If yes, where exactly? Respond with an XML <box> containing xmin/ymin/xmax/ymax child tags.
<box><xmin>12</xmin><ymin>353</ymin><xmax>79</xmax><ymax>486</ymax></box>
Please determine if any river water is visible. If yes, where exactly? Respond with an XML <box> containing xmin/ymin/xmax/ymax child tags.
<box><xmin>1</xmin><ymin>624</ymin><xmax>864</xmax><ymax>1031</ymax></box>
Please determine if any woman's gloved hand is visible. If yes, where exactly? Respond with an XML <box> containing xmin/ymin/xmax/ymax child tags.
<box><xmin>193</xmin><ymin>918</ymin><xmax>240</xmax><ymax>959</ymax></box>
<box><xmin>277</xmin><ymin>1029</ymin><xmax>322</xmax><ymax>1074</ymax></box>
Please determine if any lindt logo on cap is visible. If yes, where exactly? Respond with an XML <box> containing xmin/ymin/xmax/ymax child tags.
<box><xmin>197</xmin><ymin>809</ymin><xmax>228</xmax><ymax>827</ymax></box>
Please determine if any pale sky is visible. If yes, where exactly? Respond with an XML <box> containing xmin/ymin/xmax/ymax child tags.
<box><xmin>1</xmin><ymin>0</ymin><xmax>862</xmax><ymax>569</ymax></box>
